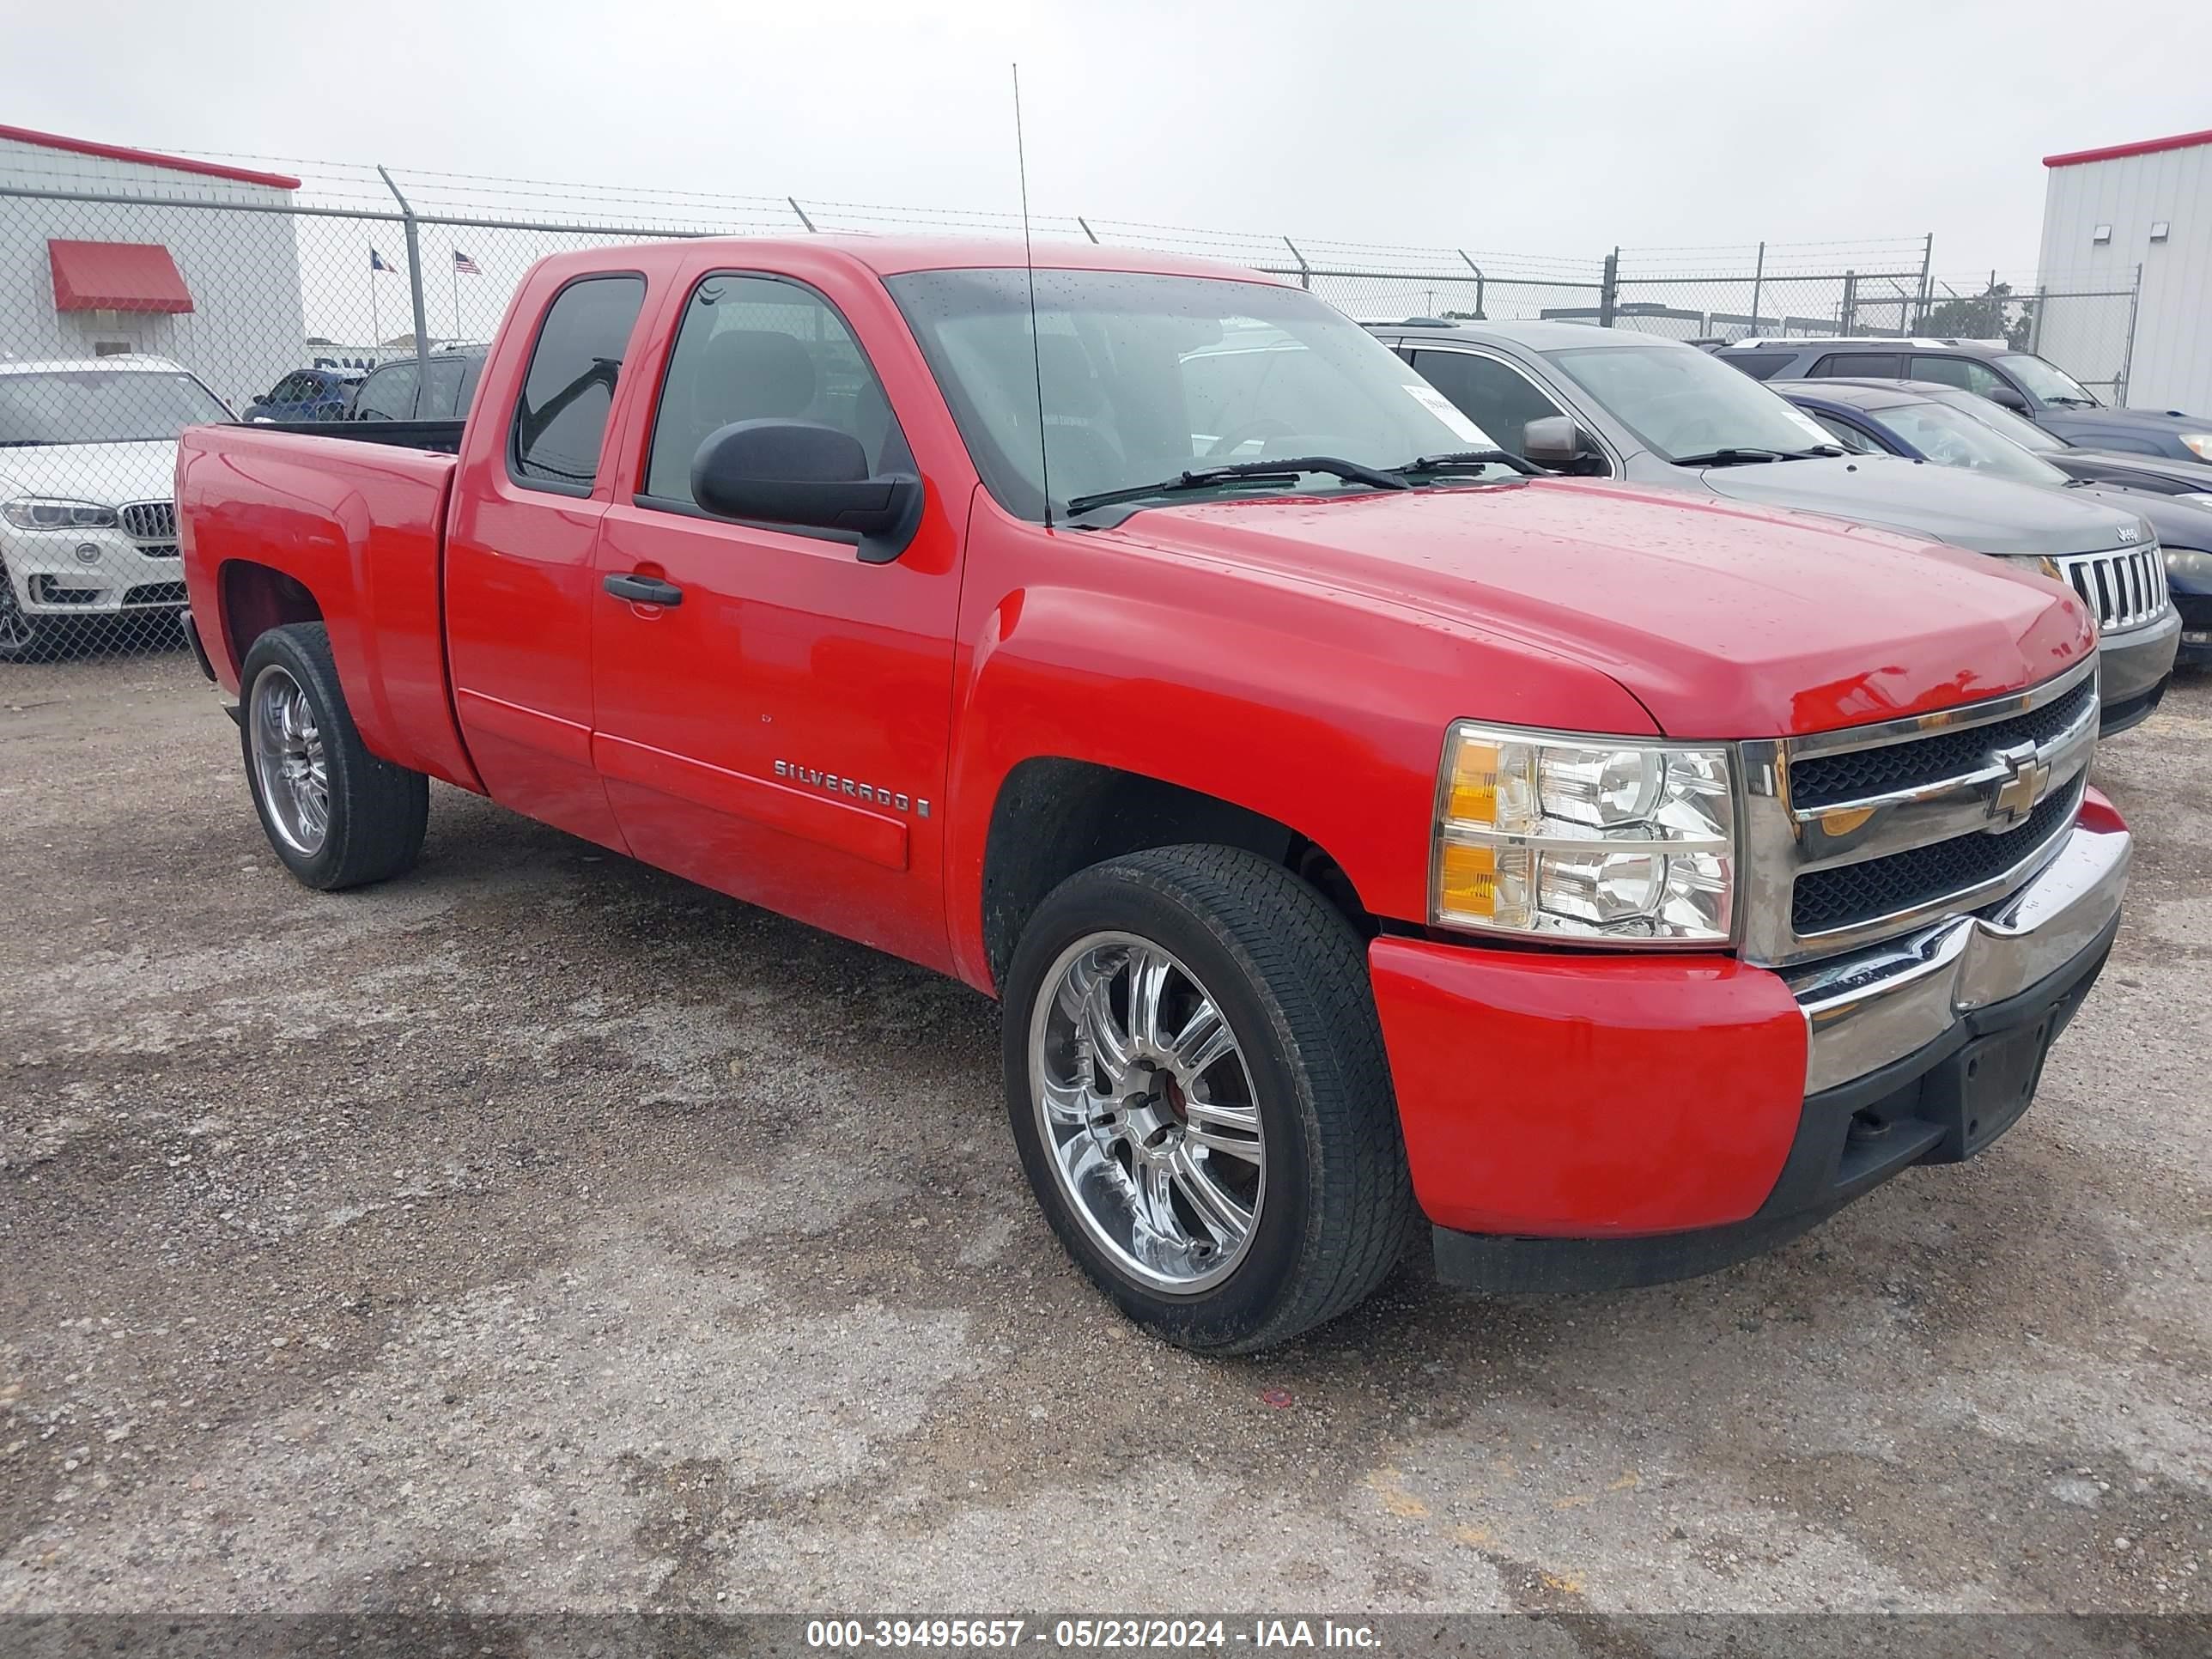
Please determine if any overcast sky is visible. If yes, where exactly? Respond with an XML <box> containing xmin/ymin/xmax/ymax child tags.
<box><xmin>12</xmin><ymin>0</ymin><xmax>2211</xmax><ymax>281</ymax></box>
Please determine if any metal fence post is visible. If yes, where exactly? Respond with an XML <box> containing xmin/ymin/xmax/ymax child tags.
<box><xmin>1455</xmin><ymin>250</ymin><xmax>1486</xmax><ymax>319</ymax></box>
<box><xmin>1077</xmin><ymin>216</ymin><xmax>1099</xmax><ymax>245</ymax></box>
<box><xmin>1598</xmin><ymin>247</ymin><xmax>1618</xmax><ymax>327</ymax></box>
<box><xmin>2119</xmin><ymin>263</ymin><xmax>2142</xmax><ymax>404</ymax></box>
<box><xmin>1748</xmin><ymin>240</ymin><xmax>1764</xmax><ymax>337</ymax></box>
<box><xmin>788</xmin><ymin>197</ymin><xmax>817</xmax><ymax>233</ymax></box>
<box><xmin>1840</xmin><ymin>269</ymin><xmax>1857</xmax><ymax>334</ymax></box>
<box><xmin>376</xmin><ymin>165</ymin><xmax>434</xmax><ymax>377</ymax></box>
<box><xmin>1283</xmin><ymin>237</ymin><xmax>1311</xmax><ymax>290</ymax></box>
<box><xmin>2027</xmin><ymin>284</ymin><xmax>2046</xmax><ymax>356</ymax></box>
<box><xmin>1913</xmin><ymin>234</ymin><xmax>1933</xmax><ymax>332</ymax></box>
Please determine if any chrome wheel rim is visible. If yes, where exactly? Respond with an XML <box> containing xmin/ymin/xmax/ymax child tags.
<box><xmin>1029</xmin><ymin>932</ymin><xmax>1265</xmax><ymax>1294</ymax></box>
<box><xmin>249</xmin><ymin>665</ymin><xmax>330</xmax><ymax>855</ymax></box>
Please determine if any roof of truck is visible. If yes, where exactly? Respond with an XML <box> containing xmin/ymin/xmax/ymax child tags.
<box><xmin>531</xmin><ymin>234</ymin><xmax>1291</xmax><ymax>286</ymax></box>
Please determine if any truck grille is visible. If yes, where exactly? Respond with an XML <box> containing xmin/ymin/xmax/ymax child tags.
<box><xmin>1792</xmin><ymin>781</ymin><xmax>2081</xmax><ymax>936</ymax></box>
<box><xmin>2054</xmin><ymin>546</ymin><xmax>2166</xmax><ymax>633</ymax></box>
<box><xmin>1788</xmin><ymin>676</ymin><xmax>2099</xmax><ymax>810</ymax></box>
<box><xmin>1738</xmin><ymin>660</ymin><xmax>2098</xmax><ymax>965</ymax></box>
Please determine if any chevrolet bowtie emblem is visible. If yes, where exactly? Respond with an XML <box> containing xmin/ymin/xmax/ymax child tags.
<box><xmin>1988</xmin><ymin>743</ymin><xmax>2051</xmax><ymax>829</ymax></box>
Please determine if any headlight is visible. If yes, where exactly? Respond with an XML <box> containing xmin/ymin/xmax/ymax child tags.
<box><xmin>2182</xmin><ymin>434</ymin><xmax>2212</xmax><ymax>461</ymax></box>
<box><xmin>1</xmin><ymin>497</ymin><xmax>119</xmax><ymax>532</ymax></box>
<box><xmin>2165</xmin><ymin>546</ymin><xmax>2212</xmax><ymax>584</ymax></box>
<box><xmin>1432</xmin><ymin>723</ymin><xmax>1735</xmax><ymax>944</ymax></box>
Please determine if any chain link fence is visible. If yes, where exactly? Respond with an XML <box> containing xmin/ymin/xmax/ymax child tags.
<box><xmin>0</xmin><ymin>143</ymin><xmax>2148</xmax><ymax>667</ymax></box>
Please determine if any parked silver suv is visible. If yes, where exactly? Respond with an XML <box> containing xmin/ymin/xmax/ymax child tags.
<box><xmin>1370</xmin><ymin>319</ymin><xmax>2179</xmax><ymax>733</ymax></box>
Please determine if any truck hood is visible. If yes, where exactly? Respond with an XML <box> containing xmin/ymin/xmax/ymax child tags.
<box><xmin>0</xmin><ymin>440</ymin><xmax>180</xmax><ymax>507</ymax></box>
<box><xmin>1101</xmin><ymin>477</ymin><xmax>2094</xmax><ymax>741</ymax></box>
<box><xmin>1694</xmin><ymin>453</ymin><xmax>2148</xmax><ymax>557</ymax></box>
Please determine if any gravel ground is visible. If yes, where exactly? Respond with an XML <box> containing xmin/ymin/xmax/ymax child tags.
<box><xmin>1</xmin><ymin>651</ymin><xmax>2208</xmax><ymax>1618</ymax></box>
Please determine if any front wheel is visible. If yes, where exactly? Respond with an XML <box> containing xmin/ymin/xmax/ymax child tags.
<box><xmin>0</xmin><ymin>568</ymin><xmax>57</xmax><ymax>662</ymax></box>
<box><xmin>1002</xmin><ymin>845</ymin><xmax>1417</xmax><ymax>1353</ymax></box>
<box><xmin>240</xmin><ymin>623</ymin><xmax>428</xmax><ymax>890</ymax></box>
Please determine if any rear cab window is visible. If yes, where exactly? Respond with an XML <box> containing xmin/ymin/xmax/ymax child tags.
<box><xmin>510</xmin><ymin>275</ymin><xmax>648</xmax><ymax>495</ymax></box>
<box><xmin>1813</xmin><ymin>352</ymin><xmax>1904</xmax><ymax>379</ymax></box>
<box><xmin>1719</xmin><ymin>351</ymin><xmax>1796</xmax><ymax>380</ymax></box>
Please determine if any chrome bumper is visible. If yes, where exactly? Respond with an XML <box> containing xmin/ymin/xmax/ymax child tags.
<box><xmin>1785</xmin><ymin>822</ymin><xmax>2130</xmax><ymax>1094</ymax></box>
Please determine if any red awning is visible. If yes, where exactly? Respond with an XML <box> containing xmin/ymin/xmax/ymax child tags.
<box><xmin>47</xmin><ymin>240</ymin><xmax>194</xmax><ymax>314</ymax></box>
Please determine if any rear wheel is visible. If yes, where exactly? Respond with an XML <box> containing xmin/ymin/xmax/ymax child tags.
<box><xmin>1002</xmin><ymin>844</ymin><xmax>1417</xmax><ymax>1353</ymax></box>
<box><xmin>240</xmin><ymin>623</ymin><xmax>428</xmax><ymax>890</ymax></box>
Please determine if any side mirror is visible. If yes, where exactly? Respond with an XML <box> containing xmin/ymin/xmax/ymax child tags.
<box><xmin>1522</xmin><ymin>415</ymin><xmax>1595</xmax><ymax>470</ymax></box>
<box><xmin>1985</xmin><ymin>384</ymin><xmax>2033</xmax><ymax>413</ymax></box>
<box><xmin>691</xmin><ymin>419</ymin><xmax>922</xmax><ymax>562</ymax></box>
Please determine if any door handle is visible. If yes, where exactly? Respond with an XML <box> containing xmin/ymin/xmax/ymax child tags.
<box><xmin>603</xmin><ymin>572</ymin><xmax>683</xmax><ymax>607</ymax></box>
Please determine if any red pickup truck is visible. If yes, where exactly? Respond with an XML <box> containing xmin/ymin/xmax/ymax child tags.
<box><xmin>178</xmin><ymin>236</ymin><xmax>2129</xmax><ymax>1352</ymax></box>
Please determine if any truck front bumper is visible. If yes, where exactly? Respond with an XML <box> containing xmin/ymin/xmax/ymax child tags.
<box><xmin>1370</xmin><ymin>793</ymin><xmax>2130</xmax><ymax>1293</ymax></box>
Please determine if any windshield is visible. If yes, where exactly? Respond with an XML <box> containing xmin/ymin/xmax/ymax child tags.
<box><xmin>1997</xmin><ymin>353</ymin><xmax>2099</xmax><ymax>407</ymax></box>
<box><xmin>1941</xmin><ymin>389</ymin><xmax>2068</xmax><ymax>453</ymax></box>
<box><xmin>1877</xmin><ymin>401</ymin><xmax>2071</xmax><ymax>487</ymax></box>
<box><xmin>885</xmin><ymin>269</ymin><xmax>1493</xmax><ymax>520</ymax></box>
<box><xmin>1540</xmin><ymin>338</ymin><xmax>1840</xmax><ymax>464</ymax></box>
<box><xmin>0</xmin><ymin>370</ymin><xmax>231</xmax><ymax>446</ymax></box>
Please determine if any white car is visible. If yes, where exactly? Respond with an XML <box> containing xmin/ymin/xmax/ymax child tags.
<box><xmin>0</xmin><ymin>356</ymin><xmax>233</xmax><ymax>660</ymax></box>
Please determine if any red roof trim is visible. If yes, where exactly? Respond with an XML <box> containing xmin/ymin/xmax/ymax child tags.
<box><xmin>0</xmin><ymin>125</ymin><xmax>300</xmax><ymax>191</ymax></box>
<box><xmin>2044</xmin><ymin>128</ymin><xmax>2212</xmax><ymax>169</ymax></box>
<box><xmin>48</xmin><ymin>240</ymin><xmax>195</xmax><ymax>313</ymax></box>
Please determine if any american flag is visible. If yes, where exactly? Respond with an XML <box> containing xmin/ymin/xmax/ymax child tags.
<box><xmin>369</xmin><ymin>248</ymin><xmax>394</xmax><ymax>273</ymax></box>
<box><xmin>452</xmin><ymin>249</ymin><xmax>482</xmax><ymax>276</ymax></box>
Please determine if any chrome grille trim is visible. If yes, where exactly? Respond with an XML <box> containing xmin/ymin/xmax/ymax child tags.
<box><xmin>118</xmin><ymin>501</ymin><xmax>177</xmax><ymax>544</ymax></box>
<box><xmin>1735</xmin><ymin>658</ymin><xmax>2098</xmax><ymax>967</ymax></box>
<box><xmin>2055</xmin><ymin>545</ymin><xmax>2168</xmax><ymax>634</ymax></box>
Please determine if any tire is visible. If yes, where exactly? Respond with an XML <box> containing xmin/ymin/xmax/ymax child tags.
<box><xmin>0</xmin><ymin>568</ymin><xmax>58</xmax><ymax>663</ymax></box>
<box><xmin>239</xmin><ymin>623</ymin><xmax>428</xmax><ymax>890</ymax></box>
<box><xmin>1002</xmin><ymin>844</ymin><xmax>1418</xmax><ymax>1353</ymax></box>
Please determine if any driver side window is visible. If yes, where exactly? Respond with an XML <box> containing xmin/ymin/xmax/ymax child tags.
<box><xmin>1407</xmin><ymin>350</ymin><xmax>1577</xmax><ymax>465</ymax></box>
<box><xmin>353</xmin><ymin>362</ymin><xmax>417</xmax><ymax>421</ymax></box>
<box><xmin>642</xmin><ymin>273</ymin><xmax>909</xmax><ymax>507</ymax></box>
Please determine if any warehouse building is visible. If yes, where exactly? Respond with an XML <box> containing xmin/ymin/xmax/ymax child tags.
<box><xmin>0</xmin><ymin>125</ymin><xmax>305</xmax><ymax>409</ymax></box>
<box><xmin>2038</xmin><ymin>127</ymin><xmax>2212</xmax><ymax>415</ymax></box>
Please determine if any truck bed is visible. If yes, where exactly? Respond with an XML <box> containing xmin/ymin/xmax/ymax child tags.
<box><xmin>249</xmin><ymin>418</ymin><xmax>467</xmax><ymax>454</ymax></box>
<box><xmin>176</xmin><ymin>422</ymin><xmax>481</xmax><ymax>792</ymax></box>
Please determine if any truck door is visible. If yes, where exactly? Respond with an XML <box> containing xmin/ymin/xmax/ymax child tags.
<box><xmin>446</xmin><ymin>273</ymin><xmax>649</xmax><ymax>849</ymax></box>
<box><xmin>589</xmin><ymin>269</ymin><xmax>962</xmax><ymax>972</ymax></box>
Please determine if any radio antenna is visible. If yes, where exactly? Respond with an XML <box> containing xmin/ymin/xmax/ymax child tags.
<box><xmin>1012</xmin><ymin>63</ymin><xmax>1052</xmax><ymax>530</ymax></box>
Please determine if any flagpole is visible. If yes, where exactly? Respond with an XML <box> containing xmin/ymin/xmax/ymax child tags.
<box><xmin>451</xmin><ymin>252</ymin><xmax>460</xmax><ymax>343</ymax></box>
<box><xmin>369</xmin><ymin>256</ymin><xmax>380</xmax><ymax>361</ymax></box>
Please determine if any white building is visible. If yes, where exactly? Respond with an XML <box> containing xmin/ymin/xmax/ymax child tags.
<box><xmin>2037</xmin><ymin>127</ymin><xmax>2212</xmax><ymax>414</ymax></box>
<box><xmin>0</xmin><ymin>124</ymin><xmax>306</xmax><ymax>408</ymax></box>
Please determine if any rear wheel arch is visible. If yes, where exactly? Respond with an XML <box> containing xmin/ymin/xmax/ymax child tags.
<box><xmin>979</xmin><ymin>757</ymin><xmax>1373</xmax><ymax>993</ymax></box>
<box><xmin>217</xmin><ymin>561</ymin><xmax>324</xmax><ymax>679</ymax></box>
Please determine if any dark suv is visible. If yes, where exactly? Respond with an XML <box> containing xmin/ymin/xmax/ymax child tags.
<box><xmin>348</xmin><ymin>345</ymin><xmax>488</xmax><ymax>422</ymax></box>
<box><xmin>1712</xmin><ymin>337</ymin><xmax>2212</xmax><ymax>464</ymax></box>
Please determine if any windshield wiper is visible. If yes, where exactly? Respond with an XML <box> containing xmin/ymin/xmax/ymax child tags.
<box><xmin>2045</xmin><ymin>396</ymin><xmax>2097</xmax><ymax>408</ymax></box>
<box><xmin>1064</xmin><ymin>455</ymin><xmax>1408</xmax><ymax>517</ymax></box>
<box><xmin>1389</xmin><ymin>449</ymin><xmax>1540</xmax><ymax>480</ymax></box>
<box><xmin>1674</xmin><ymin>445</ymin><xmax>1841</xmax><ymax>467</ymax></box>
<box><xmin>1673</xmin><ymin>447</ymin><xmax>1787</xmax><ymax>466</ymax></box>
